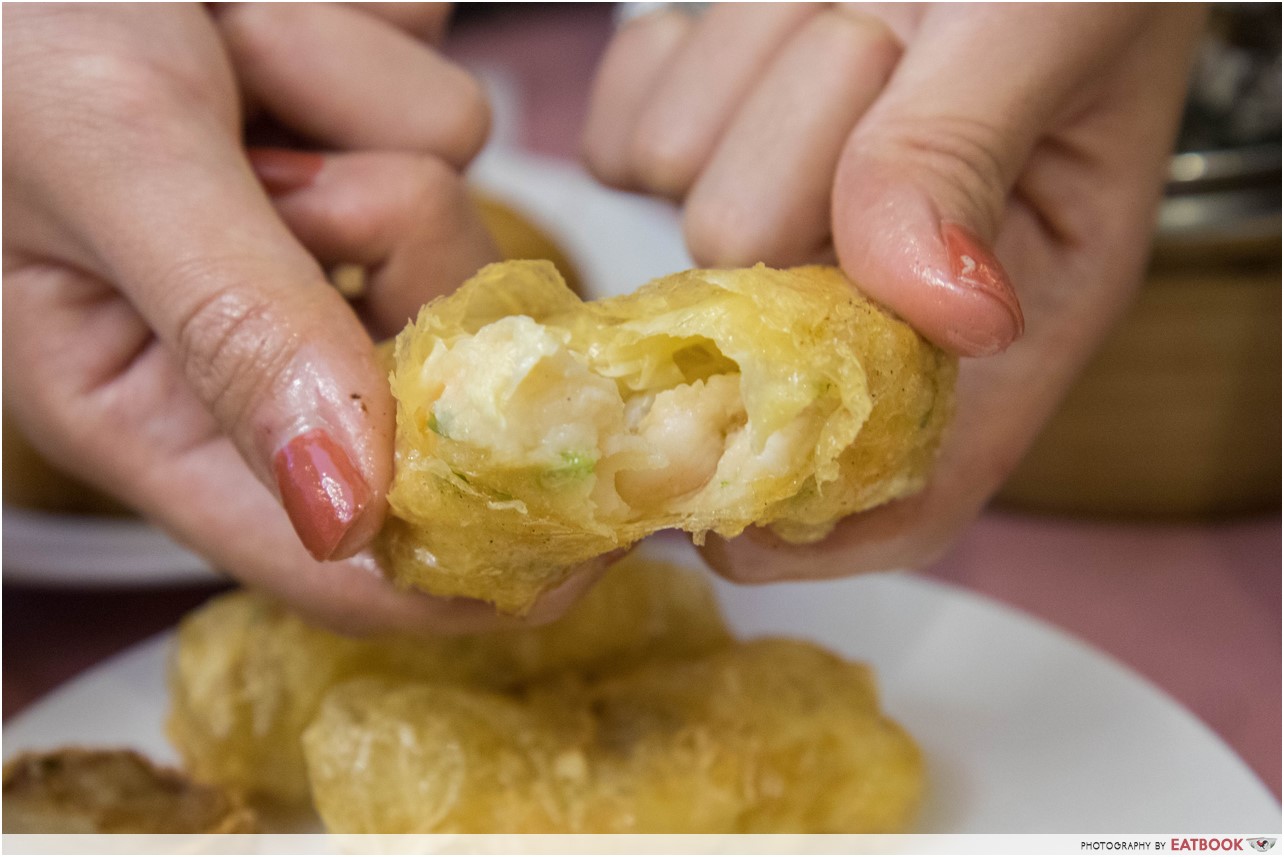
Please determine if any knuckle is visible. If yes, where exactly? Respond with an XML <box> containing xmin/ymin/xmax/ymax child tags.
<box><xmin>409</xmin><ymin>158</ymin><xmax>468</xmax><ymax>228</ymax></box>
<box><xmin>43</xmin><ymin>51</ymin><xmax>234</xmax><ymax>151</ymax></box>
<box><xmin>355</xmin><ymin>156</ymin><xmax>464</xmax><ymax>251</ymax></box>
<box><xmin>581</xmin><ymin>20</ymin><xmax>677</xmax><ymax>190</ymax></box>
<box><xmin>410</xmin><ymin>154</ymin><xmax>460</xmax><ymax>201</ymax></box>
<box><xmin>171</xmin><ymin>268</ymin><xmax>298</xmax><ymax>426</ymax></box>
<box><xmin>690</xmin><ymin>183</ymin><xmax>829</xmax><ymax>268</ymax></box>
<box><xmin>628</xmin><ymin>119</ymin><xmax>701</xmax><ymax>200</ymax></box>
<box><xmin>827</xmin><ymin>8</ymin><xmax>903</xmax><ymax>68</ymax></box>
<box><xmin>322</xmin><ymin>184</ymin><xmax>400</xmax><ymax>259</ymax></box>
<box><xmin>365</xmin><ymin>3</ymin><xmax>452</xmax><ymax>44</ymax></box>
<box><xmin>454</xmin><ymin>78</ymin><xmax>493</xmax><ymax>163</ymax></box>
<box><xmin>874</xmin><ymin>114</ymin><xmax>1010</xmax><ymax>234</ymax></box>
<box><xmin>426</xmin><ymin>74</ymin><xmax>490</xmax><ymax>168</ymax></box>
<box><xmin>216</xmin><ymin>3</ymin><xmax>290</xmax><ymax>68</ymax></box>
<box><xmin>580</xmin><ymin>130</ymin><xmax>629</xmax><ymax>189</ymax></box>
<box><xmin>682</xmin><ymin>194</ymin><xmax>768</xmax><ymax>268</ymax></box>
<box><xmin>347</xmin><ymin>155</ymin><xmax>460</xmax><ymax>248</ymax></box>
<box><xmin>413</xmin><ymin>6</ymin><xmax>453</xmax><ymax>44</ymax></box>
<box><xmin>53</xmin><ymin>53</ymin><xmax>179</xmax><ymax>136</ymax></box>
<box><xmin>325</xmin><ymin>196</ymin><xmax>386</xmax><ymax>260</ymax></box>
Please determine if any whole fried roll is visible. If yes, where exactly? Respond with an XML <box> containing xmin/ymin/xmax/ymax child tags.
<box><xmin>380</xmin><ymin>261</ymin><xmax>955</xmax><ymax>612</ymax></box>
<box><xmin>303</xmin><ymin>639</ymin><xmax>923</xmax><ymax>833</ymax></box>
<box><xmin>2</xmin><ymin>749</ymin><xmax>256</xmax><ymax>834</ymax></box>
<box><xmin>167</xmin><ymin>555</ymin><xmax>729</xmax><ymax>804</ymax></box>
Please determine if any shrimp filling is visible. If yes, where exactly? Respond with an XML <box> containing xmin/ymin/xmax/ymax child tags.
<box><xmin>417</xmin><ymin>315</ymin><xmax>808</xmax><ymax>520</ymax></box>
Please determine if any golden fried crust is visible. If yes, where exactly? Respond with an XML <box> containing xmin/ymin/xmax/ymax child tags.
<box><xmin>303</xmin><ymin>639</ymin><xmax>923</xmax><ymax>833</ymax></box>
<box><xmin>379</xmin><ymin>261</ymin><xmax>954</xmax><ymax>612</ymax></box>
<box><xmin>763</xmin><ymin>268</ymin><xmax>957</xmax><ymax>542</ymax></box>
<box><xmin>473</xmin><ymin>193</ymin><xmax>584</xmax><ymax>297</ymax></box>
<box><xmin>167</xmin><ymin>556</ymin><xmax>730</xmax><ymax>804</ymax></box>
<box><xmin>1</xmin><ymin>748</ymin><xmax>256</xmax><ymax>834</ymax></box>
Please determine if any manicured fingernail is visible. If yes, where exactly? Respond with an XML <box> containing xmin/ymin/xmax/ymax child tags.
<box><xmin>940</xmin><ymin>222</ymin><xmax>1024</xmax><ymax>339</ymax></box>
<box><xmin>247</xmin><ymin>147</ymin><xmax>325</xmax><ymax>195</ymax></box>
<box><xmin>273</xmin><ymin>428</ymin><xmax>370</xmax><ymax>561</ymax></box>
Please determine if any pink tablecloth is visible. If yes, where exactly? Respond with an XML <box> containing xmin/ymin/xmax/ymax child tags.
<box><xmin>3</xmin><ymin>3</ymin><xmax>1278</xmax><ymax>804</ymax></box>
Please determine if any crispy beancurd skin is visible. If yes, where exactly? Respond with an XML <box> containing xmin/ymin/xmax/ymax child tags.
<box><xmin>1</xmin><ymin>748</ymin><xmax>257</xmax><ymax>834</ymax></box>
<box><xmin>166</xmin><ymin>556</ymin><xmax>730</xmax><ymax>804</ymax></box>
<box><xmin>380</xmin><ymin>261</ymin><xmax>955</xmax><ymax>612</ymax></box>
<box><xmin>303</xmin><ymin>639</ymin><xmax>923</xmax><ymax>833</ymax></box>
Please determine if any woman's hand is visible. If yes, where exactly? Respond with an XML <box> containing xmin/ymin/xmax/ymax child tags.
<box><xmin>584</xmin><ymin>4</ymin><xmax>1204</xmax><ymax>580</ymax></box>
<box><xmin>1</xmin><ymin>3</ymin><xmax>576</xmax><ymax>632</ymax></box>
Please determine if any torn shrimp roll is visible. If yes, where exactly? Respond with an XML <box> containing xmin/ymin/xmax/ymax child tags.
<box><xmin>379</xmin><ymin>261</ymin><xmax>955</xmax><ymax>613</ymax></box>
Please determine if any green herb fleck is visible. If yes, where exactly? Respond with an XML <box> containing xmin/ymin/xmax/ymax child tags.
<box><xmin>539</xmin><ymin>449</ymin><xmax>597</xmax><ymax>489</ymax></box>
<box><xmin>428</xmin><ymin>408</ymin><xmax>451</xmax><ymax>439</ymax></box>
<box><xmin>557</xmin><ymin>449</ymin><xmax>596</xmax><ymax>477</ymax></box>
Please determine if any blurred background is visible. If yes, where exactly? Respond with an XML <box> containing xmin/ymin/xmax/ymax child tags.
<box><xmin>999</xmin><ymin>2</ymin><xmax>1281</xmax><ymax>519</ymax></box>
<box><xmin>4</xmin><ymin>2</ymin><xmax>1280</xmax><ymax>799</ymax></box>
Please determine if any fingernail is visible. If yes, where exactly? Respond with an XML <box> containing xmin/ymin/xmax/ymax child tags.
<box><xmin>940</xmin><ymin>222</ymin><xmax>1025</xmax><ymax>339</ymax></box>
<box><xmin>247</xmin><ymin>147</ymin><xmax>325</xmax><ymax>196</ymax></box>
<box><xmin>273</xmin><ymin>428</ymin><xmax>371</xmax><ymax>561</ymax></box>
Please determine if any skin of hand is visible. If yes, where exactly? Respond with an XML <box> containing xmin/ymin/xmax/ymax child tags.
<box><xmin>3</xmin><ymin>2</ymin><xmax>611</xmax><ymax>633</ymax></box>
<box><xmin>583</xmin><ymin>3</ymin><xmax>1206</xmax><ymax>581</ymax></box>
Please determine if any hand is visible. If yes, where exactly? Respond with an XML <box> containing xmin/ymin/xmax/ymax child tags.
<box><xmin>583</xmin><ymin>4</ymin><xmax>1205</xmax><ymax>579</ymax></box>
<box><xmin>1</xmin><ymin>3</ymin><xmax>573</xmax><ymax>632</ymax></box>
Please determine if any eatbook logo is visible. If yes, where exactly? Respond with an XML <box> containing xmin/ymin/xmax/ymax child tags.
<box><xmin>1248</xmin><ymin>839</ymin><xmax>1276</xmax><ymax>853</ymax></box>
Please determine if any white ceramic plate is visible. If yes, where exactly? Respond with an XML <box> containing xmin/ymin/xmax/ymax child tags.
<box><xmin>3</xmin><ymin>536</ymin><xmax>1276</xmax><ymax>833</ymax></box>
<box><xmin>0</xmin><ymin>146</ymin><xmax>690</xmax><ymax>588</ymax></box>
<box><xmin>1</xmin><ymin>508</ymin><xmax>213</xmax><ymax>586</ymax></box>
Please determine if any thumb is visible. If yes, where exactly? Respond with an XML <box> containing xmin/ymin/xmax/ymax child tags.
<box><xmin>72</xmin><ymin>127</ymin><xmax>393</xmax><ymax>562</ymax></box>
<box><xmin>831</xmin><ymin>6</ymin><xmax>1146</xmax><ymax>356</ymax></box>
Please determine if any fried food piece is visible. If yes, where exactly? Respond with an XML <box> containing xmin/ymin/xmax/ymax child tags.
<box><xmin>473</xmin><ymin>192</ymin><xmax>583</xmax><ymax>296</ymax></box>
<box><xmin>167</xmin><ymin>555</ymin><xmax>730</xmax><ymax>804</ymax></box>
<box><xmin>379</xmin><ymin>261</ymin><xmax>955</xmax><ymax>612</ymax></box>
<box><xmin>2</xmin><ymin>748</ymin><xmax>256</xmax><ymax>833</ymax></box>
<box><xmin>303</xmin><ymin>639</ymin><xmax>923</xmax><ymax>833</ymax></box>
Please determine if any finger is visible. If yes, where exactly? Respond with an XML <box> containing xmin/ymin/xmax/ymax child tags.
<box><xmin>831</xmin><ymin>5</ymin><xmax>1151</xmax><ymax>357</ymax></box>
<box><xmin>3</xmin><ymin>264</ymin><xmax>484</xmax><ymax>636</ymax></box>
<box><xmin>625</xmin><ymin>3</ymin><xmax>822</xmax><ymax>198</ymax></box>
<box><xmin>583</xmin><ymin>10</ymin><xmax>693</xmax><ymax>188</ymax></box>
<box><xmin>682</xmin><ymin>8</ymin><xmax>901</xmax><ymax>266</ymax></box>
<box><xmin>216</xmin><ymin>2</ymin><xmax>488</xmax><ymax>165</ymax></box>
<box><xmin>247</xmin><ymin>147</ymin><xmax>499</xmax><ymax>337</ymax></box>
<box><xmin>699</xmin><ymin>492</ymin><xmax>958</xmax><ymax>585</ymax></box>
<box><xmin>42</xmin><ymin>100</ymin><xmax>393</xmax><ymax>564</ymax></box>
<box><xmin>513</xmin><ymin>554</ymin><xmax>621</xmax><ymax>628</ymax></box>
<box><xmin>697</xmin><ymin>352</ymin><xmax>1018</xmax><ymax>585</ymax></box>
<box><xmin>346</xmin><ymin>2</ymin><xmax>452</xmax><ymax>43</ymax></box>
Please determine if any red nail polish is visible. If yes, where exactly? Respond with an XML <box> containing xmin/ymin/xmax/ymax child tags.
<box><xmin>274</xmin><ymin>428</ymin><xmax>370</xmax><ymax>560</ymax></box>
<box><xmin>247</xmin><ymin>147</ymin><xmax>325</xmax><ymax>195</ymax></box>
<box><xmin>940</xmin><ymin>222</ymin><xmax>1025</xmax><ymax>338</ymax></box>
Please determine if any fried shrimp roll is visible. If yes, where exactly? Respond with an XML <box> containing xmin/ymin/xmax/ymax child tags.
<box><xmin>380</xmin><ymin>261</ymin><xmax>955</xmax><ymax>612</ymax></box>
<box><xmin>2</xmin><ymin>749</ymin><xmax>257</xmax><ymax>834</ymax></box>
<box><xmin>303</xmin><ymin>640</ymin><xmax>923</xmax><ymax>833</ymax></box>
<box><xmin>167</xmin><ymin>556</ymin><xmax>729</xmax><ymax>804</ymax></box>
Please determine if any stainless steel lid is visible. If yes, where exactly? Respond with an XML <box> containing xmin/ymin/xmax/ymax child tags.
<box><xmin>1157</xmin><ymin>5</ymin><xmax>1281</xmax><ymax>256</ymax></box>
